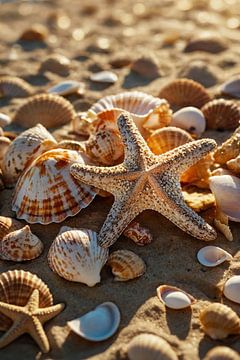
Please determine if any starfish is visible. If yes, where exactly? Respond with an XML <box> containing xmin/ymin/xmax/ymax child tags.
<box><xmin>71</xmin><ymin>113</ymin><xmax>217</xmax><ymax>248</ymax></box>
<box><xmin>0</xmin><ymin>289</ymin><xmax>65</xmax><ymax>353</ymax></box>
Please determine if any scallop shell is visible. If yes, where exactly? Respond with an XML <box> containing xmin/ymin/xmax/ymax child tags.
<box><xmin>13</xmin><ymin>94</ymin><xmax>76</xmax><ymax>128</ymax></box>
<box><xmin>159</xmin><ymin>78</ymin><xmax>211</xmax><ymax>109</ymax></box>
<box><xmin>127</xmin><ymin>333</ymin><xmax>178</xmax><ymax>360</ymax></box>
<box><xmin>214</xmin><ymin>126</ymin><xmax>240</xmax><ymax>165</ymax></box>
<box><xmin>0</xmin><ymin>76</ymin><xmax>33</xmax><ymax>98</ymax></box>
<box><xmin>48</xmin><ymin>227</ymin><xmax>108</xmax><ymax>286</ymax></box>
<box><xmin>2</xmin><ymin>124</ymin><xmax>57</xmax><ymax>187</ymax></box>
<box><xmin>0</xmin><ymin>270</ymin><xmax>53</xmax><ymax>331</ymax></box>
<box><xmin>199</xmin><ymin>303</ymin><xmax>240</xmax><ymax>339</ymax></box>
<box><xmin>220</xmin><ymin>75</ymin><xmax>240</xmax><ymax>99</ymax></box>
<box><xmin>39</xmin><ymin>54</ymin><xmax>70</xmax><ymax>76</ymax></box>
<box><xmin>0</xmin><ymin>113</ymin><xmax>11</xmax><ymax>128</ymax></box>
<box><xmin>197</xmin><ymin>246</ymin><xmax>232</xmax><ymax>267</ymax></box>
<box><xmin>0</xmin><ymin>225</ymin><xmax>43</xmax><ymax>261</ymax></box>
<box><xmin>68</xmin><ymin>302</ymin><xmax>120</xmax><ymax>341</ymax></box>
<box><xmin>12</xmin><ymin>149</ymin><xmax>96</xmax><ymax>224</ymax></box>
<box><xmin>0</xmin><ymin>136</ymin><xmax>11</xmax><ymax>166</ymax></box>
<box><xmin>123</xmin><ymin>221</ymin><xmax>153</xmax><ymax>246</ymax></box>
<box><xmin>227</xmin><ymin>155</ymin><xmax>240</xmax><ymax>175</ymax></box>
<box><xmin>107</xmin><ymin>250</ymin><xmax>146</xmax><ymax>281</ymax></box>
<box><xmin>90</xmin><ymin>71</ymin><xmax>118</xmax><ymax>84</ymax></box>
<box><xmin>157</xmin><ymin>285</ymin><xmax>196</xmax><ymax>309</ymax></box>
<box><xmin>223</xmin><ymin>275</ymin><xmax>240</xmax><ymax>304</ymax></box>
<box><xmin>19</xmin><ymin>24</ymin><xmax>48</xmax><ymax>41</ymax></box>
<box><xmin>47</xmin><ymin>80</ymin><xmax>85</xmax><ymax>96</ymax></box>
<box><xmin>204</xmin><ymin>346</ymin><xmax>240</xmax><ymax>360</ymax></box>
<box><xmin>0</xmin><ymin>216</ymin><xmax>23</xmax><ymax>240</ymax></box>
<box><xmin>171</xmin><ymin>107</ymin><xmax>206</xmax><ymax>137</ymax></box>
<box><xmin>201</xmin><ymin>99</ymin><xmax>240</xmax><ymax>130</ymax></box>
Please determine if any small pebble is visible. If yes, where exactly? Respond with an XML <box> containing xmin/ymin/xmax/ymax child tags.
<box><xmin>90</xmin><ymin>71</ymin><xmax>118</xmax><ymax>84</ymax></box>
<box><xmin>184</xmin><ymin>35</ymin><xmax>227</xmax><ymax>54</ymax></box>
<box><xmin>131</xmin><ymin>55</ymin><xmax>159</xmax><ymax>79</ymax></box>
<box><xmin>19</xmin><ymin>24</ymin><xmax>48</xmax><ymax>41</ymax></box>
<box><xmin>220</xmin><ymin>76</ymin><xmax>240</xmax><ymax>98</ymax></box>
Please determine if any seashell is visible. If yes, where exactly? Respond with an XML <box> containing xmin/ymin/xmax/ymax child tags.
<box><xmin>0</xmin><ymin>76</ymin><xmax>33</xmax><ymax>98</ymax></box>
<box><xmin>223</xmin><ymin>275</ymin><xmax>240</xmax><ymax>304</ymax></box>
<box><xmin>211</xmin><ymin>168</ymin><xmax>234</xmax><ymax>177</ymax></box>
<box><xmin>157</xmin><ymin>285</ymin><xmax>196</xmax><ymax>309</ymax></box>
<box><xmin>201</xmin><ymin>99</ymin><xmax>240</xmax><ymax>130</ymax></box>
<box><xmin>47</xmin><ymin>80</ymin><xmax>85</xmax><ymax>96</ymax></box>
<box><xmin>0</xmin><ymin>216</ymin><xmax>23</xmax><ymax>240</ymax></box>
<box><xmin>178</xmin><ymin>60</ymin><xmax>218</xmax><ymax>88</ymax></box>
<box><xmin>0</xmin><ymin>113</ymin><xmax>11</xmax><ymax>128</ymax></box>
<box><xmin>107</xmin><ymin>250</ymin><xmax>146</xmax><ymax>281</ymax></box>
<box><xmin>209</xmin><ymin>175</ymin><xmax>240</xmax><ymax>221</ymax></box>
<box><xmin>227</xmin><ymin>155</ymin><xmax>240</xmax><ymax>175</ymax></box>
<box><xmin>182</xmin><ymin>186</ymin><xmax>215</xmax><ymax>213</ymax></box>
<box><xmin>0</xmin><ymin>127</ymin><xmax>3</xmax><ymax>137</ymax></box>
<box><xmin>0</xmin><ymin>269</ymin><xmax>53</xmax><ymax>331</ymax></box>
<box><xmin>0</xmin><ymin>225</ymin><xmax>43</xmax><ymax>262</ymax></box>
<box><xmin>203</xmin><ymin>346</ymin><xmax>240</xmax><ymax>360</ymax></box>
<box><xmin>48</xmin><ymin>227</ymin><xmax>108</xmax><ymax>286</ymax></box>
<box><xmin>130</xmin><ymin>55</ymin><xmax>159</xmax><ymax>79</ymax></box>
<box><xmin>159</xmin><ymin>78</ymin><xmax>211</xmax><ymax>109</ymax></box>
<box><xmin>2</xmin><ymin>124</ymin><xmax>57</xmax><ymax>187</ymax></box>
<box><xmin>220</xmin><ymin>75</ymin><xmax>240</xmax><ymax>99</ymax></box>
<box><xmin>123</xmin><ymin>221</ymin><xmax>153</xmax><ymax>246</ymax></box>
<box><xmin>68</xmin><ymin>302</ymin><xmax>120</xmax><ymax>341</ymax></box>
<box><xmin>181</xmin><ymin>153</ymin><xmax>214</xmax><ymax>187</ymax></box>
<box><xmin>214</xmin><ymin>126</ymin><xmax>240</xmax><ymax>165</ymax></box>
<box><xmin>171</xmin><ymin>106</ymin><xmax>206</xmax><ymax>137</ymax></box>
<box><xmin>19</xmin><ymin>24</ymin><xmax>48</xmax><ymax>41</ymax></box>
<box><xmin>90</xmin><ymin>71</ymin><xmax>118</xmax><ymax>84</ymax></box>
<box><xmin>197</xmin><ymin>246</ymin><xmax>232</xmax><ymax>267</ymax></box>
<box><xmin>12</xmin><ymin>149</ymin><xmax>96</xmax><ymax>224</ymax></box>
<box><xmin>214</xmin><ymin>210</ymin><xmax>233</xmax><ymax>242</ymax></box>
<box><xmin>199</xmin><ymin>303</ymin><xmax>240</xmax><ymax>339</ymax></box>
<box><xmin>39</xmin><ymin>54</ymin><xmax>71</xmax><ymax>76</ymax></box>
<box><xmin>127</xmin><ymin>333</ymin><xmax>178</xmax><ymax>360</ymax></box>
<box><xmin>13</xmin><ymin>94</ymin><xmax>76</xmax><ymax>128</ymax></box>
<box><xmin>110</xmin><ymin>55</ymin><xmax>132</xmax><ymax>68</ymax></box>
<box><xmin>72</xmin><ymin>110</ymin><xmax>96</xmax><ymax>136</ymax></box>
<box><xmin>0</xmin><ymin>136</ymin><xmax>11</xmax><ymax>166</ymax></box>
<box><xmin>184</xmin><ymin>35</ymin><xmax>227</xmax><ymax>54</ymax></box>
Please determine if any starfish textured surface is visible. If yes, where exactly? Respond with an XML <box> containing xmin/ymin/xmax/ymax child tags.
<box><xmin>0</xmin><ymin>289</ymin><xmax>65</xmax><ymax>353</ymax></box>
<box><xmin>71</xmin><ymin>113</ymin><xmax>217</xmax><ymax>248</ymax></box>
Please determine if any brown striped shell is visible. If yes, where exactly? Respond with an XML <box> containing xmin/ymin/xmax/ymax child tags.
<box><xmin>214</xmin><ymin>126</ymin><xmax>240</xmax><ymax>165</ymax></box>
<box><xmin>0</xmin><ymin>76</ymin><xmax>33</xmax><ymax>98</ymax></box>
<box><xmin>19</xmin><ymin>24</ymin><xmax>48</xmax><ymax>41</ymax></box>
<box><xmin>202</xmin><ymin>99</ymin><xmax>240</xmax><ymax>130</ymax></box>
<box><xmin>39</xmin><ymin>54</ymin><xmax>71</xmax><ymax>76</ymax></box>
<box><xmin>13</xmin><ymin>94</ymin><xmax>76</xmax><ymax>128</ymax></box>
<box><xmin>0</xmin><ymin>216</ymin><xmax>23</xmax><ymax>240</ymax></box>
<box><xmin>123</xmin><ymin>221</ymin><xmax>153</xmax><ymax>246</ymax></box>
<box><xmin>203</xmin><ymin>346</ymin><xmax>240</xmax><ymax>360</ymax></box>
<box><xmin>227</xmin><ymin>155</ymin><xmax>240</xmax><ymax>175</ymax></box>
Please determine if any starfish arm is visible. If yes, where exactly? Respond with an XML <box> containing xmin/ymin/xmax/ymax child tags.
<box><xmin>35</xmin><ymin>303</ymin><xmax>65</xmax><ymax>323</ymax></box>
<box><xmin>0</xmin><ymin>302</ymin><xmax>21</xmax><ymax>321</ymax></box>
<box><xmin>26</xmin><ymin>289</ymin><xmax>40</xmax><ymax>313</ymax></box>
<box><xmin>27</xmin><ymin>317</ymin><xmax>50</xmax><ymax>353</ymax></box>
<box><xmin>0</xmin><ymin>318</ymin><xmax>25</xmax><ymax>349</ymax></box>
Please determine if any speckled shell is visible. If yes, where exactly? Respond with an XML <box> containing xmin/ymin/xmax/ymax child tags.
<box><xmin>0</xmin><ymin>76</ymin><xmax>33</xmax><ymax>98</ymax></box>
<box><xmin>0</xmin><ymin>270</ymin><xmax>53</xmax><ymax>331</ymax></box>
<box><xmin>123</xmin><ymin>221</ymin><xmax>153</xmax><ymax>246</ymax></box>
<box><xmin>201</xmin><ymin>99</ymin><xmax>240</xmax><ymax>130</ymax></box>
<box><xmin>214</xmin><ymin>126</ymin><xmax>240</xmax><ymax>165</ymax></box>
<box><xmin>2</xmin><ymin>124</ymin><xmax>57</xmax><ymax>187</ymax></box>
<box><xmin>0</xmin><ymin>225</ymin><xmax>44</xmax><ymax>261</ymax></box>
<box><xmin>227</xmin><ymin>155</ymin><xmax>240</xmax><ymax>175</ymax></box>
<box><xmin>157</xmin><ymin>285</ymin><xmax>196</xmax><ymax>309</ymax></box>
<box><xmin>39</xmin><ymin>54</ymin><xmax>70</xmax><ymax>76</ymax></box>
<box><xmin>127</xmin><ymin>333</ymin><xmax>178</xmax><ymax>360</ymax></box>
<box><xmin>12</xmin><ymin>149</ymin><xmax>96</xmax><ymax>224</ymax></box>
<box><xmin>223</xmin><ymin>275</ymin><xmax>240</xmax><ymax>304</ymax></box>
<box><xmin>220</xmin><ymin>75</ymin><xmax>240</xmax><ymax>99</ymax></box>
<box><xmin>0</xmin><ymin>216</ymin><xmax>23</xmax><ymax>240</ymax></box>
<box><xmin>13</xmin><ymin>94</ymin><xmax>76</xmax><ymax>128</ymax></box>
<box><xmin>171</xmin><ymin>106</ymin><xmax>206</xmax><ymax>137</ymax></box>
<box><xmin>107</xmin><ymin>250</ymin><xmax>146</xmax><ymax>281</ymax></box>
<box><xmin>159</xmin><ymin>78</ymin><xmax>211</xmax><ymax>109</ymax></box>
<box><xmin>203</xmin><ymin>346</ymin><xmax>240</xmax><ymax>360</ymax></box>
<box><xmin>19</xmin><ymin>24</ymin><xmax>48</xmax><ymax>41</ymax></box>
<box><xmin>199</xmin><ymin>303</ymin><xmax>240</xmax><ymax>339</ymax></box>
<box><xmin>48</xmin><ymin>227</ymin><xmax>109</xmax><ymax>287</ymax></box>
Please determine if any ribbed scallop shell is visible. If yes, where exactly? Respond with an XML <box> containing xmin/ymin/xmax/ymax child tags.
<box><xmin>13</xmin><ymin>94</ymin><xmax>76</xmax><ymax>128</ymax></box>
<box><xmin>204</xmin><ymin>346</ymin><xmax>240</xmax><ymax>360</ymax></box>
<box><xmin>12</xmin><ymin>149</ymin><xmax>96</xmax><ymax>224</ymax></box>
<box><xmin>0</xmin><ymin>225</ymin><xmax>44</xmax><ymax>261</ymax></box>
<box><xmin>0</xmin><ymin>216</ymin><xmax>23</xmax><ymax>240</ymax></box>
<box><xmin>199</xmin><ymin>303</ymin><xmax>240</xmax><ymax>339</ymax></box>
<box><xmin>48</xmin><ymin>227</ymin><xmax>108</xmax><ymax>287</ymax></box>
<box><xmin>0</xmin><ymin>270</ymin><xmax>53</xmax><ymax>331</ymax></box>
<box><xmin>214</xmin><ymin>126</ymin><xmax>240</xmax><ymax>165</ymax></box>
<box><xmin>2</xmin><ymin>124</ymin><xmax>57</xmax><ymax>187</ymax></box>
<box><xmin>127</xmin><ymin>333</ymin><xmax>178</xmax><ymax>360</ymax></box>
<box><xmin>157</xmin><ymin>285</ymin><xmax>196</xmax><ymax>309</ymax></box>
<box><xmin>227</xmin><ymin>155</ymin><xmax>240</xmax><ymax>175</ymax></box>
<box><xmin>39</xmin><ymin>54</ymin><xmax>70</xmax><ymax>76</ymax></box>
<box><xmin>123</xmin><ymin>221</ymin><xmax>153</xmax><ymax>246</ymax></box>
<box><xmin>202</xmin><ymin>99</ymin><xmax>240</xmax><ymax>130</ymax></box>
<box><xmin>159</xmin><ymin>78</ymin><xmax>211</xmax><ymax>109</ymax></box>
<box><xmin>107</xmin><ymin>250</ymin><xmax>146</xmax><ymax>281</ymax></box>
<box><xmin>0</xmin><ymin>76</ymin><xmax>33</xmax><ymax>98</ymax></box>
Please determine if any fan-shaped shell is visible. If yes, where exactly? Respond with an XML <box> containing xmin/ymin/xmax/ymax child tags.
<box><xmin>157</xmin><ymin>285</ymin><xmax>196</xmax><ymax>309</ymax></box>
<box><xmin>227</xmin><ymin>155</ymin><xmax>240</xmax><ymax>175</ymax></box>
<box><xmin>197</xmin><ymin>246</ymin><xmax>232</xmax><ymax>267</ymax></box>
<box><xmin>0</xmin><ymin>216</ymin><xmax>23</xmax><ymax>240</ymax></box>
<box><xmin>0</xmin><ymin>76</ymin><xmax>33</xmax><ymax>98</ymax></box>
<box><xmin>12</xmin><ymin>149</ymin><xmax>96</xmax><ymax>224</ymax></box>
<box><xmin>127</xmin><ymin>333</ymin><xmax>178</xmax><ymax>360</ymax></box>
<box><xmin>204</xmin><ymin>346</ymin><xmax>240</xmax><ymax>360</ymax></box>
<box><xmin>171</xmin><ymin>106</ymin><xmax>206</xmax><ymax>137</ymax></box>
<box><xmin>223</xmin><ymin>275</ymin><xmax>240</xmax><ymax>304</ymax></box>
<box><xmin>201</xmin><ymin>99</ymin><xmax>240</xmax><ymax>130</ymax></box>
<box><xmin>214</xmin><ymin>126</ymin><xmax>240</xmax><ymax>165</ymax></box>
<box><xmin>199</xmin><ymin>303</ymin><xmax>240</xmax><ymax>339</ymax></box>
<box><xmin>13</xmin><ymin>94</ymin><xmax>76</xmax><ymax>128</ymax></box>
<box><xmin>0</xmin><ymin>270</ymin><xmax>53</xmax><ymax>331</ymax></box>
<box><xmin>220</xmin><ymin>75</ymin><xmax>240</xmax><ymax>99</ymax></box>
<box><xmin>48</xmin><ymin>227</ymin><xmax>108</xmax><ymax>286</ymax></box>
<box><xmin>159</xmin><ymin>78</ymin><xmax>211</xmax><ymax>109</ymax></box>
<box><xmin>123</xmin><ymin>221</ymin><xmax>153</xmax><ymax>246</ymax></box>
<box><xmin>39</xmin><ymin>54</ymin><xmax>70</xmax><ymax>76</ymax></box>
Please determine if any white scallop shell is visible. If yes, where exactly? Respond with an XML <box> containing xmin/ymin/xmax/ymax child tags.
<box><xmin>0</xmin><ymin>113</ymin><xmax>11</xmax><ymax>128</ymax></box>
<box><xmin>48</xmin><ymin>227</ymin><xmax>108</xmax><ymax>286</ymax></box>
<box><xmin>90</xmin><ymin>71</ymin><xmax>118</xmax><ymax>83</ymax></box>
<box><xmin>171</xmin><ymin>106</ymin><xmax>206</xmax><ymax>137</ymax></box>
<box><xmin>223</xmin><ymin>275</ymin><xmax>240</xmax><ymax>304</ymax></box>
<box><xmin>68</xmin><ymin>302</ymin><xmax>120</xmax><ymax>341</ymax></box>
<box><xmin>197</xmin><ymin>246</ymin><xmax>232</xmax><ymax>267</ymax></box>
<box><xmin>157</xmin><ymin>285</ymin><xmax>196</xmax><ymax>309</ymax></box>
<box><xmin>47</xmin><ymin>81</ymin><xmax>85</xmax><ymax>96</ymax></box>
<box><xmin>220</xmin><ymin>76</ymin><xmax>240</xmax><ymax>98</ymax></box>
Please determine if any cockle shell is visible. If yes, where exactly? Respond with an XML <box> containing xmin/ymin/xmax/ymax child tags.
<box><xmin>123</xmin><ymin>221</ymin><xmax>153</xmax><ymax>246</ymax></box>
<box><xmin>19</xmin><ymin>24</ymin><xmax>48</xmax><ymax>41</ymax></box>
<box><xmin>107</xmin><ymin>250</ymin><xmax>146</xmax><ymax>281</ymax></box>
<box><xmin>197</xmin><ymin>246</ymin><xmax>232</xmax><ymax>267</ymax></box>
<box><xmin>0</xmin><ymin>225</ymin><xmax>43</xmax><ymax>261</ymax></box>
<box><xmin>223</xmin><ymin>275</ymin><xmax>240</xmax><ymax>304</ymax></box>
<box><xmin>0</xmin><ymin>270</ymin><xmax>53</xmax><ymax>331</ymax></box>
<box><xmin>127</xmin><ymin>333</ymin><xmax>178</xmax><ymax>360</ymax></box>
<box><xmin>201</xmin><ymin>99</ymin><xmax>240</xmax><ymax>130</ymax></box>
<box><xmin>68</xmin><ymin>302</ymin><xmax>120</xmax><ymax>341</ymax></box>
<box><xmin>171</xmin><ymin>107</ymin><xmax>206</xmax><ymax>137</ymax></box>
<box><xmin>13</xmin><ymin>94</ymin><xmax>76</xmax><ymax>128</ymax></box>
<box><xmin>0</xmin><ymin>113</ymin><xmax>11</xmax><ymax>128</ymax></box>
<box><xmin>39</xmin><ymin>54</ymin><xmax>70</xmax><ymax>76</ymax></box>
<box><xmin>90</xmin><ymin>71</ymin><xmax>118</xmax><ymax>84</ymax></box>
<box><xmin>47</xmin><ymin>80</ymin><xmax>85</xmax><ymax>96</ymax></box>
<box><xmin>0</xmin><ymin>76</ymin><xmax>33</xmax><ymax>98</ymax></box>
<box><xmin>48</xmin><ymin>227</ymin><xmax>108</xmax><ymax>286</ymax></box>
<box><xmin>220</xmin><ymin>75</ymin><xmax>240</xmax><ymax>98</ymax></box>
<box><xmin>227</xmin><ymin>155</ymin><xmax>240</xmax><ymax>175</ymax></box>
<box><xmin>12</xmin><ymin>149</ymin><xmax>96</xmax><ymax>224</ymax></box>
<box><xmin>0</xmin><ymin>216</ymin><xmax>23</xmax><ymax>240</ymax></box>
<box><xmin>2</xmin><ymin>124</ymin><xmax>57</xmax><ymax>187</ymax></box>
<box><xmin>199</xmin><ymin>303</ymin><xmax>240</xmax><ymax>339</ymax></box>
<box><xmin>214</xmin><ymin>126</ymin><xmax>240</xmax><ymax>165</ymax></box>
<box><xmin>204</xmin><ymin>346</ymin><xmax>240</xmax><ymax>360</ymax></box>
<box><xmin>157</xmin><ymin>285</ymin><xmax>196</xmax><ymax>309</ymax></box>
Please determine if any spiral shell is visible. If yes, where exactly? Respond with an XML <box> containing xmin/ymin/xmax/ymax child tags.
<box><xmin>0</xmin><ymin>216</ymin><xmax>23</xmax><ymax>240</ymax></box>
<box><xmin>0</xmin><ymin>76</ymin><xmax>33</xmax><ymax>98</ymax></box>
<box><xmin>226</xmin><ymin>155</ymin><xmax>240</xmax><ymax>175</ymax></box>
<box><xmin>202</xmin><ymin>99</ymin><xmax>240</xmax><ymax>130</ymax></box>
<box><xmin>214</xmin><ymin>126</ymin><xmax>240</xmax><ymax>165</ymax></box>
<box><xmin>123</xmin><ymin>221</ymin><xmax>153</xmax><ymax>246</ymax></box>
<box><xmin>203</xmin><ymin>346</ymin><xmax>240</xmax><ymax>360</ymax></box>
<box><xmin>39</xmin><ymin>54</ymin><xmax>70</xmax><ymax>76</ymax></box>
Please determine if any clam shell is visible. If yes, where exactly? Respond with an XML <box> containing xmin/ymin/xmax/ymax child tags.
<box><xmin>0</xmin><ymin>216</ymin><xmax>23</xmax><ymax>240</ymax></box>
<box><xmin>123</xmin><ymin>221</ymin><xmax>153</xmax><ymax>246</ymax></box>
<box><xmin>201</xmin><ymin>99</ymin><xmax>240</xmax><ymax>130</ymax></box>
<box><xmin>223</xmin><ymin>275</ymin><xmax>240</xmax><ymax>304</ymax></box>
<box><xmin>127</xmin><ymin>333</ymin><xmax>178</xmax><ymax>360</ymax></box>
<box><xmin>0</xmin><ymin>76</ymin><xmax>33</xmax><ymax>98</ymax></box>
<box><xmin>214</xmin><ymin>125</ymin><xmax>240</xmax><ymax>165</ymax></box>
<box><xmin>0</xmin><ymin>113</ymin><xmax>11</xmax><ymax>128</ymax></box>
<box><xmin>90</xmin><ymin>71</ymin><xmax>118</xmax><ymax>83</ymax></box>
<box><xmin>19</xmin><ymin>24</ymin><xmax>48</xmax><ymax>41</ymax></box>
<box><xmin>159</xmin><ymin>78</ymin><xmax>211</xmax><ymax>109</ymax></box>
<box><xmin>204</xmin><ymin>346</ymin><xmax>240</xmax><ymax>360</ymax></box>
<box><xmin>157</xmin><ymin>285</ymin><xmax>196</xmax><ymax>309</ymax></box>
<box><xmin>227</xmin><ymin>155</ymin><xmax>240</xmax><ymax>175</ymax></box>
<box><xmin>39</xmin><ymin>54</ymin><xmax>70</xmax><ymax>76</ymax></box>
<box><xmin>48</xmin><ymin>227</ymin><xmax>108</xmax><ymax>287</ymax></box>
<box><xmin>67</xmin><ymin>302</ymin><xmax>120</xmax><ymax>341</ymax></box>
<box><xmin>197</xmin><ymin>246</ymin><xmax>232</xmax><ymax>267</ymax></box>
<box><xmin>107</xmin><ymin>250</ymin><xmax>146</xmax><ymax>282</ymax></box>
<box><xmin>12</xmin><ymin>149</ymin><xmax>96</xmax><ymax>224</ymax></box>
<box><xmin>171</xmin><ymin>106</ymin><xmax>206</xmax><ymax>137</ymax></box>
<box><xmin>13</xmin><ymin>94</ymin><xmax>76</xmax><ymax>128</ymax></box>
<box><xmin>199</xmin><ymin>303</ymin><xmax>240</xmax><ymax>339</ymax></box>
<box><xmin>220</xmin><ymin>75</ymin><xmax>240</xmax><ymax>99</ymax></box>
<box><xmin>0</xmin><ymin>225</ymin><xmax>43</xmax><ymax>261</ymax></box>
<box><xmin>47</xmin><ymin>80</ymin><xmax>85</xmax><ymax>96</ymax></box>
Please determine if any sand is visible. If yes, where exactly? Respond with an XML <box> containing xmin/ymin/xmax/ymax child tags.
<box><xmin>0</xmin><ymin>0</ymin><xmax>240</xmax><ymax>359</ymax></box>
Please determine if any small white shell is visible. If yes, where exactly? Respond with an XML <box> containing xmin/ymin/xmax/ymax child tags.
<box><xmin>157</xmin><ymin>285</ymin><xmax>196</xmax><ymax>309</ymax></box>
<box><xmin>0</xmin><ymin>113</ymin><xmax>11</xmax><ymax>128</ymax></box>
<box><xmin>67</xmin><ymin>302</ymin><xmax>120</xmax><ymax>341</ymax></box>
<box><xmin>197</xmin><ymin>246</ymin><xmax>232</xmax><ymax>267</ymax></box>
<box><xmin>223</xmin><ymin>275</ymin><xmax>240</xmax><ymax>304</ymax></box>
<box><xmin>171</xmin><ymin>106</ymin><xmax>206</xmax><ymax>137</ymax></box>
<box><xmin>90</xmin><ymin>71</ymin><xmax>118</xmax><ymax>83</ymax></box>
<box><xmin>220</xmin><ymin>76</ymin><xmax>240</xmax><ymax>98</ymax></box>
<box><xmin>47</xmin><ymin>81</ymin><xmax>85</xmax><ymax>96</ymax></box>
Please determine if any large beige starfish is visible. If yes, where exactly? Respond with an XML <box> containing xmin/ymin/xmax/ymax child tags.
<box><xmin>0</xmin><ymin>289</ymin><xmax>65</xmax><ymax>353</ymax></box>
<box><xmin>71</xmin><ymin>113</ymin><xmax>217</xmax><ymax>248</ymax></box>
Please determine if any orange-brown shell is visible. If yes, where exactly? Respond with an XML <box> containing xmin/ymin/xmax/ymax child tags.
<box><xmin>227</xmin><ymin>155</ymin><xmax>240</xmax><ymax>175</ymax></box>
<box><xmin>19</xmin><ymin>24</ymin><xmax>48</xmax><ymax>41</ymax></box>
<box><xmin>0</xmin><ymin>216</ymin><xmax>23</xmax><ymax>240</ymax></box>
<box><xmin>39</xmin><ymin>54</ymin><xmax>70</xmax><ymax>76</ymax></box>
<box><xmin>214</xmin><ymin>126</ymin><xmax>240</xmax><ymax>165</ymax></box>
<box><xmin>0</xmin><ymin>76</ymin><xmax>33</xmax><ymax>98</ymax></box>
<box><xmin>202</xmin><ymin>99</ymin><xmax>240</xmax><ymax>130</ymax></box>
<box><xmin>181</xmin><ymin>152</ymin><xmax>214</xmax><ymax>188</ymax></box>
<box><xmin>203</xmin><ymin>346</ymin><xmax>240</xmax><ymax>360</ymax></box>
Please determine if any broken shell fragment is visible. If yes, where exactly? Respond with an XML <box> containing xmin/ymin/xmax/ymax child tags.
<box><xmin>0</xmin><ymin>113</ymin><xmax>11</xmax><ymax>128</ymax></box>
<box><xmin>47</xmin><ymin>81</ymin><xmax>85</xmax><ymax>96</ymax></box>
<box><xmin>0</xmin><ymin>216</ymin><xmax>23</xmax><ymax>240</ymax></box>
<box><xmin>0</xmin><ymin>76</ymin><xmax>33</xmax><ymax>98</ymax></box>
<box><xmin>203</xmin><ymin>346</ymin><xmax>240</xmax><ymax>360</ymax></box>
<box><xmin>0</xmin><ymin>136</ymin><xmax>11</xmax><ymax>166</ymax></box>
<box><xmin>197</xmin><ymin>246</ymin><xmax>232</xmax><ymax>267</ymax></box>
<box><xmin>214</xmin><ymin>125</ymin><xmax>240</xmax><ymax>165</ymax></box>
<box><xmin>223</xmin><ymin>275</ymin><xmax>240</xmax><ymax>304</ymax></box>
<box><xmin>227</xmin><ymin>155</ymin><xmax>240</xmax><ymax>175</ymax></box>
<box><xmin>123</xmin><ymin>221</ymin><xmax>153</xmax><ymax>246</ymax></box>
<box><xmin>171</xmin><ymin>106</ymin><xmax>206</xmax><ymax>137</ymax></box>
<box><xmin>220</xmin><ymin>76</ymin><xmax>240</xmax><ymax>99</ymax></box>
<box><xmin>68</xmin><ymin>302</ymin><xmax>120</xmax><ymax>341</ymax></box>
<box><xmin>90</xmin><ymin>71</ymin><xmax>118</xmax><ymax>84</ymax></box>
<box><xmin>157</xmin><ymin>285</ymin><xmax>196</xmax><ymax>309</ymax></box>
